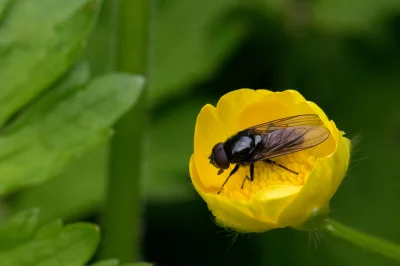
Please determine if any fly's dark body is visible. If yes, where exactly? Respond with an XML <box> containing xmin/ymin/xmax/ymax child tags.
<box><xmin>208</xmin><ymin>114</ymin><xmax>330</xmax><ymax>194</ymax></box>
<box><xmin>224</xmin><ymin>128</ymin><xmax>304</xmax><ymax>165</ymax></box>
<box><xmin>223</xmin><ymin>134</ymin><xmax>261</xmax><ymax>165</ymax></box>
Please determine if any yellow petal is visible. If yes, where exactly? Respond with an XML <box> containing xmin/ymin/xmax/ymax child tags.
<box><xmin>252</xmin><ymin>185</ymin><xmax>301</xmax><ymax>224</ymax></box>
<box><xmin>194</xmin><ymin>104</ymin><xmax>227</xmax><ymax>190</ymax></box>
<box><xmin>237</xmin><ymin>90</ymin><xmax>313</xmax><ymax>130</ymax></box>
<box><xmin>216</xmin><ymin>89</ymin><xmax>270</xmax><ymax>129</ymax></box>
<box><xmin>190</xmin><ymin>155</ymin><xmax>277</xmax><ymax>232</ymax></box>
<box><xmin>277</xmin><ymin>131</ymin><xmax>351</xmax><ymax>227</ymax></box>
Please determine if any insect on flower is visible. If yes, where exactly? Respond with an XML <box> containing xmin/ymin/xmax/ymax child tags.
<box><xmin>191</xmin><ymin>89</ymin><xmax>350</xmax><ymax>232</ymax></box>
<box><xmin>209</xmin><ymin>114</ymin><xmax>330</xmax><ymax>194</ymax></box>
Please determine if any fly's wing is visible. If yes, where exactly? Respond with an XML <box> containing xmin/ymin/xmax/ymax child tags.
<box><xmin>239</xmin><ymin>114</ymin><xmax>323</xmax><ymax>135</ymax></box>
<box><xmin>250</xmin><ymin>126</ymin><xmax>330</xmax><ymax>161</ymax></box>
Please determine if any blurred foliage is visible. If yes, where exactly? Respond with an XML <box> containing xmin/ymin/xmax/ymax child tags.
<box><xmin>0</xmin><ymin>0</ymin><xmax>399</xmax><ymax>265</ymax></box>
<box><xmin>148</xmin><ymin>0</ymin><xmax>249</xmax><ymax>105</ymax></box>
<box><xmin>0</xmin><ymin>64</ymin><xmax>144</xmax><ymax>195</ymax></box>
<box><xmin>311</xmin><ymin>0</ymin><xmax>400</xmax><ymax>34</ymax></box>
<box><xmin>90</xmin><ymin>261</ymin><xmax>151</xmax><ymax>266</ymax></box>
<box><xmin>0</xmin><ymin>209</ymin><xmax>99</xmax><ymax>266</ymax></box>
<box><xmin>12</xmin><ymin>144</ymin><xmax>108</xmax><ymax>225</ymax></box>
<box><xmin>145</xmin><ymin>98</ymin><xmax>207</xmax><ymax>202</ymax></box>
<box><xmin>0</xmin><ymin>0</ymin><xmax>148</xmax><ymax>264</ymax></box>
<box><xmin>0</xmin><ymin>0</ymin><xmax>100</xmax><ymax>123</ymax></box>
<box><xmin>0</xmin><ymin>209</ymin><xmax>152</xmax><ymax>266</ymax></box>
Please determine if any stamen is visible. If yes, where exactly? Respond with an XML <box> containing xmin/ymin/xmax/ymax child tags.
<box><xmin>221</xmin><ymin>154</ymin><xmax>313</xmax><ymax>200</ymax></box>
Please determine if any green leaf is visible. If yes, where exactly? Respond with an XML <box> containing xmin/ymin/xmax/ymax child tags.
<box><xmin>0</xmin><ymin>0</ymin><xmax>102</xmax><ymax>124</ymax></box>
<box><xmin>0</xmin><ymin>72</ymin><xmax>145</xmax><ymax>196</ymax></box>
<box><xmin>149</xmin><ymin>0</ymin><xmax>246</xmax><ymax>105</ymax></box>
<box><xmin>0</xmin><ymin>209</ymin><xmax>40</xmax><ymax>250</ymax></box>
<box><xmin>4</xmin><ymin>62</ymin><xmax>92</xmax><ymax>133</ymax></box>
<box><xmin>12</xmin><ymin>144</ymin><xmax>108</xmax><ymax>225</ymax></box>
<box><xmin>0</xmin><ymin>220</ymin><xmax>100</xmax><ymax>266</ymax></box>
<box><xmin>34</xmin><ymin>219</ymin><xmax>63</xmax><ymax>240</ymax></box>
<box><xmin>0</xmin><ymin>209</ymin><xmax>101</xmax><ymax>266</ymax></box>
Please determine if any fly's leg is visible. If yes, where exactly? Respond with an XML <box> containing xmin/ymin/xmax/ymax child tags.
<box><xmin>250</xmin><ymin>163</ymin><xmax>254</xmax><ymax>181</ymax></box>
<box><xmin>218</xmin><ymin>164</ymin><xmax>240</xmax><ymax>194</ymax></box>
<box><xmin>264</xmin><ymin>159</ymin><xmax>298</xmax><ymax>175</ymax></box>
<box><xmin>241</xmin><ymin>162</ymin><xmax>254</xmax><ymax>189</ymax></box>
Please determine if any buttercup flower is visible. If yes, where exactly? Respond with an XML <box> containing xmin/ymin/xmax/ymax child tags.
<box><xmin>189</xmin><ymin>89</ymin><xmax>351</xmax><ymax>233</ymax></box>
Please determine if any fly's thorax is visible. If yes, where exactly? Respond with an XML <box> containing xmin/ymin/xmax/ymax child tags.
<box><xmin>225</xmin><ymin>135</ymin><xmax>255</xmax><ymax>163</ymax></box>
<box><xmin>253</xmin><ymin>134</ymin><xmax>262</xmax><ymax>146</ymax></box>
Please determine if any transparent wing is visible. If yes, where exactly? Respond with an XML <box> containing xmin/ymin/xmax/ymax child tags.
<box><xmin>250</xmin><ymin>126</ymin><xmax>330</xmax><ymax>161</ymax></box>
<box><xmin>239</xmin><ymin>114</ymin><xmax>323</xmax><ymax>135</ymax></box>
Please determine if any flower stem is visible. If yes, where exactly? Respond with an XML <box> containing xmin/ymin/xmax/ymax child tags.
<box><xmin>99</xmin><ymin>0</ymin><xmax>151</xmax><ymax>262</ymax></box>
<box><xmin>324</xmin><ymin>219</ymin><xmax>400</xmax><ymax>262</ymax></box>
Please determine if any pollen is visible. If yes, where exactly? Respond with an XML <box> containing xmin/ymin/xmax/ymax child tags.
<box><xmin>224</xmin><ymin>154</ymin><xmax>313</xmax><ymax>201</ymax></box>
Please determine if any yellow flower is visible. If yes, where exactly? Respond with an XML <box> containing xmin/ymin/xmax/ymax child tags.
<box><xmin>189</xmin><ymin>89</ymin><xmax>351</xmax><ymax>233</ymax></box>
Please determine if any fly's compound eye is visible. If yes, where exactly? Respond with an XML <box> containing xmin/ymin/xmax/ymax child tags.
<box><xmin>212</xmin><ymin>142</ymin><xmax>230</xmax><ymax>170</ymax></box>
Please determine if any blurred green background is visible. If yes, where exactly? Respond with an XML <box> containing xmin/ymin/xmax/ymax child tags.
<box><xmin>1</xmin><ymin>0</ymin><xmax>400</xmax><ymax>265</ymax></box>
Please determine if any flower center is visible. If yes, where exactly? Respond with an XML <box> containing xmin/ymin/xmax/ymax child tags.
<box><xmin>221</xmin><ymin>153</ymin><xmax>315</xmax><ymax>201</ymax></box>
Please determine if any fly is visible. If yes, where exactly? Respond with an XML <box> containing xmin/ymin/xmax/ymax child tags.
<box><xmin>208</xmin><ymin>114</ymin><xmax>330</xmax><ymax>194</ymax></box>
